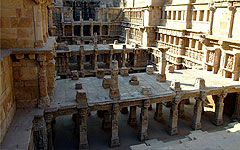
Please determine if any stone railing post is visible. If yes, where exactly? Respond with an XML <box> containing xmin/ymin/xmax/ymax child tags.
<box><xmin>38</xmin><ymin>54</ymin><xmax>50</xmax><ymax>108</ymax></box>
<box><xmin>33</xmin><ymin>115</ymin><xmax>48</xmax><ymax>150</ymax></box>
<box><xmin>110</xmin><ymin>103</ymin><xmax>120</xmax><ymax>147</ymax></box>
<box><xmin>168</xmin><ymin>80</ymin><xmax>181</xmax><ymax>136</ymax></box>
<box><xmin>192</xmin><ymin>78</ymin><xmax>206</xmax><ymax>130</ymax></box>
<box><xmin>138</xmin><ymin>100</ymin><xmax>150</xmax><ymax>141</ymax></box>
<box><xmin>45</xmin><ymin>114</ymin><xmax>54</xmax><ymax>150</ymax></box>
<box><xmin>157</xmin><ymin>47</ymin><xmax>169</xmax><ymax>82</ymax></box>
<box><xmin>213</xmin><ymin>90</ymin><xmax>228</xmax><ymax>126</ymax></box>
<box><xmin>109</xmin><ymin>60</ymin><xmax>120</xmax><ymax>100</ymax></box>
<box><xmin>78</xmin><ymin>108</ymin><xmax>89</xmax><ymax>149</ymax></box>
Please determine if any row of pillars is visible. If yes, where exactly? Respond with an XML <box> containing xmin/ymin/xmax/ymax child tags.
<box><xmin>39</xmin><ymin>90</ymin><xmax>240</xmax><ymax>150</ymax></box>
<box><xmin>62</xmin><ymin>24</ymin><xmax>109</xmax><ymax>37</ymax></box>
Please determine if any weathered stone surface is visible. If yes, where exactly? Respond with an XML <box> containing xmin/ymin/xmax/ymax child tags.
<box><xmin>102</xmin><ymin>77</ymin><xmax>111</xmax><ymax>89</ymax></box>
<box><xmin>96</xmin><ymin>69</ymin><xmax>105</xmax><ymax>79</ymax></box>
<box><xmin>146</xmin><ymin>65</ymin><xmax>154</xmax><ymax>75</ymax></box>
<box><xmin>76</xmin><ymin>90</ymin><xmax>87</xmax><ymax>104</ymax></box>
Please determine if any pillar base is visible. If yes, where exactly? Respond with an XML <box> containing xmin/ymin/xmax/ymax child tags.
<box><xmin>168</xmin><ymin>126</ymin><xmax>178</xmax><ymax>136</ymax></box>
<box><xmin>213</xmin><ymin>119</ymin><xmax>223</xmax><ymax>126</ymax></box>
<box><xmin>38</xmin><ymin>96</ymin><xmax>50</xmax><ymax>108</ymax></box>
<box><xmin>192</xmin><ymin>123</ymin><xmax>202</xmax><ymax>130</ymax></box>
<box><xmin>79</xmin><ymin>143</ymin><xmax>89</xmax><ymax>150</ymax></box>
<box><xmin>120</xmin><ymin>107</ymin><xmax>128</xmax><ymax>114</ymax></box>
<box><xmin>138</xmin><ymin>132</ymin><xmax>149</xmax><ymax>141</ymax></box>
<box><xmin>110</xmin><ymin>137</ymin><xmax>120</xmax><ymax>148</ymax></box>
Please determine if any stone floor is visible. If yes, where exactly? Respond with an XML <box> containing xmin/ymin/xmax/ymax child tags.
<box><xmin>51</xmin><ymin>69</ymin><xmax>240</xmax><ymax>107</ymax></box>
<box><xmin>53</xmin><ymin>98</ymin><xmax>234</xmax><ymax>150</ymax></box>
<box><xmin>130</xmin><ymin>123</ymin><xmax>240</xmax><ymax>150</ymax></box>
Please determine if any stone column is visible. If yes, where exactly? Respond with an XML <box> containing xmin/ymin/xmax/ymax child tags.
<box><xmin>62</xmin><ymin>25</ymin><xmax>65</xmax><ymax>36</ymax></box>
<box><xmin>79</xmin><ymin>45</ymin><xmax>85</xmax><ymax>76</ymax></box>
<box><xmin>213</xmin><ymin>90</ymin><xmax>228</xmax><ymax>126</ymax></box>
<box><xmin>232</xmin><ymin>92</ymin><xmax>240</xmax><ymax>120</ymax></box>
<box><xmin>128</xmin><ymin>106</ymin><xmax>137</xmax><ymax>126</ymax></box>
<box><xmin>122</xmin><ymin>45</ymin><xmax>126</xmax><ymax>67</ymax></box>
<box><xmin>102</xmin><ymin>110</ymin><xmax>111</xmax><ymax>129</ymax></box>
<box><xmin>192</xmin><ymin>78</ymin><xmax>206</xmax><ymax>130</ymax></box>
<box><xmin>33</xmin><ymin>5</ymin><xmax>44</xmax><ymax>48</ymax></box>
<box><xmin>168</xmin><ymin>80</ymin><xmax>181</xmax><ymax>136</ymax></box>
<box><xmin>138</xmin><ymin>100</ymin><xmax>149</xmax><ymax>141</ymax></box>
<box><xmin>228</xmin><ymin>6</ymin><xmax>236</xmax><ymax>38</ymax></box>
<box><xmin>209</xmin><ymin>7</ymin><xmax>216</xmax><ymax>35</ymax></box>
<box><xmin>94</xmin><ymin>50</ymin><xmax>98</xmax><ymax>71</ymax></box>
<box><xmin>81</xmin><ymin>25</ymin><xmax>83</xmax><ymax>37</ymax></box>
<box><xmin>133</xmin><ymin>50</ymin><xmax>138</xmax><ymax>67</ymax></box>
<box><xmin>72</xmin><ymin>24</ymin><xmax>74</xmax><ymax>37</ymax></box>
<box><xmin>178</xmin><ymin>100</ymin><xmax>185</xmax><ymax>118</ymax></box>
<box><xmin>100</xmin><ymin>25</ymin><xmax>103</xmax><ymax>36</ymax></box>
<box><xmin>45</xmin><ymin>114</ymin><xmax>54</xmax><ymax>150</ymax></box>
<box><xmin>91</xmin><ymin>23</ymin><xmax>93</xmax><ymax>36</ymax></box>
<box><xmin>125</xmin><ymin>28</ymin><xmax>130</xmax><ymax>44</ymax></box>
<box><xmin>33</xmin><ymin>115</ymin><xmax>48</xmax><ymax>150</ymax></box>
<box><xmin>109</xmin><ymin>45</ymin><xmax>113</xmax><ymax>69</ymax></box>
<box><xmin>109</xmin><ymin>60</ymin><xmax>120</xmax><ymax>100</ymax></box>
<box><xmin>156</xmin><ymin>47</ymin><xmax>169</xmax><ymax>82</ymax></box>
<box><xmin>110</xmin><ymin>104</ymin><xmax>120</xmax><ymax>147</ymax></box>
<box><xmin>38</xmin><ymin>54</ymin><xmax>50</xmax><ymax>108</ymax></box>
<box><xmin>78</xmin><ymin>108</ymin><xmax>89</xmax><ymax>149</ymax></box>
<box><xmin>154</xmin><ymin>103</ymin><xmax>163</xmax><ymax>121</ymax></box>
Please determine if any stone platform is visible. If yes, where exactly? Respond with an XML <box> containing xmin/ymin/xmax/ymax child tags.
<box><xmin>51</xmin><ymin>69</ymin><xmax>240</xmax><ymax>109</ymax></box>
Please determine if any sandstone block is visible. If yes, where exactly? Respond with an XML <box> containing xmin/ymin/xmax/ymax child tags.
<box><xmin>120</xmin><ymin>67</ymin><xmax>128</xmax><ymax>76</ymax></box>
<box><xmin>76</xmin><ymin>90</ymin><xmax>87</xmax><ymax>104</ymax></box>
<box><xmin>141</xmin><ymin>86</ymin><xmax>152</xmax><ymax>96</ymax></box>
<box><xmin>97</xmin><ymin>69</ymin><xmax>105</xmax><ymax>79</ymax></box>
<box><xmin>102</xmin><ymin>77</ymin><xmax>111</xmax><ymax>89</ymax></box>
<box><xmin>71</xmin><ymin>70</ymin><xmax>79</xmax><ymax>80</ymax></box>
<box><xmin>129</xmin><ymin>75</ymin><xmax>139</xmax><ymax>85</ymax></box>
<box><xmin>75</xmin><ymin>83</ymin><xmax>82</xmax><ymax>90</ymax></box>
<box><xmin>146</xmin><ymin>65</ymin><xmax>154</xmax><ymax>75</ymax></box>
<box><xmin>156</xmin><ymin>73</ymin><xmax>166</xmax><ymax>82</ymax></box>
<box><xmin>167</xmin><ymin>65</ymin><xmax>175</xmax><ymax>73</ymax></box>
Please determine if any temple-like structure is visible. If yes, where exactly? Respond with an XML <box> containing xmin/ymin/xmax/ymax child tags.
<box><xmin>0</xmin><ymin>0</ymin><xmax>240</xmax><ymax>149</ymax></box>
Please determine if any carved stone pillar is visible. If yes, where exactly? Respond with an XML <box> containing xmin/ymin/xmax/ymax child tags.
<box><xmin>154</xmin><ymin>103</ymin><xmax>163</xmax><ymax>121</ymax></box>
<box><xmin>33</xmin><ymin>115</ymin><xmax>48</xmax><ymax>150</ymax></box>
<box><xmin>168</xmin><ymin>80</ymin><xmax>181</xmax><ymax>136</ymax></box>
<box><xmin>138</xmin><ymin>100</ymin><xmax>149</xmax><ymax>141</ymax></box>
<box><xmin>72</xmin><ymin>24</ymin><xmax>74</xmax><ymax>37</ymax></box>
<box><xmin>125</xmin><ymin>28</ymin><xmax>130</xmax><ymax>44</ymax></box>
<box><xmin>109</xmin><ymin>45</ymin><xmax>113</xmax><ymax>69</ymax></box>
<box><xmin>33</xmin><ymin>5</ymin><xmax>44</xmax><ymax>48</ymax></box>
<box><xmin>128</xmin><ymin>106</ymin><xmax>137</xmax><ymax>126</ymax></box>
<box><xmin>192</xmin><ymin>98</ymin><xmax>203</xmax><ymax>130</ymax></box>
<box><xmin>81</xmin><ymin>25</ymin><xmax>83</xmax><ymax>37</ymax></box>
<box><xmin>192</xmin><ymin>78</ymin><xmax>206</xmax><ymax>130</ymax></box>
<box><xmin>178</xmin><ymin>100</ymin><xmax>185</xmax><ymax>118</ymax></box>
<box><xmin>94</xmin><ymin>50</ymin><xmax>98</xmax><ymax>71</ymax></box>
<box><xmin>45</xmin><ymin>114</ymin><xmax>54</xmax><ymax>150</ymax></box>
<box><xmin>79</xmin><ymin>45</ymin><xmax>85</xmax><ymax>77</ymax></box>
<box><xmin>109</xmin><ymin>60</ymin><xmax>120</xmax><ymax>100</ymax></box>
<box><xmin>78</xmin><ymin>108</ymin><xmax>88</xmax><ymax>149</ymax></box>
<box><xmin>213</xmin><ymin>90</ymin><xmax>228</xmax><ymax>126</ymax></box>
<box><xmin>228</xmin><ymin>6</ymin><xmax>236</xmax><ymax>38</ymax></box>
<box><xmin>209</xmin><ymin>7</ymin><xmax>216</xmax><ymax>35</ymax></box>
<box><xmin>102</xmin><ymin>110</ymin><xmax>111</xmax><ymax>129</ymax></box>
<box><xmin>100</xmin><ymin>25</ymin><xmax>103</xmax><ymax>36</ymax></box>
<box><xmin>110</xmin><ymin>104</ymin><xmax>120</xmax><ymax>147</ymax></box>
<box><xmin>133</xmin><ymin>50</ymin><xmax>138</xmax><ymax>67</ymax></box>
<box><xmin>38</xmin><ymin>54</ymin><xmax>50</xmax><ymax>108</ymax></box>
<box><xmin>232</xmin><ymin>92</ymin><xmax>240</xmax><ymax>120</ymax></box>
<box><xmin>122</xmin><ymin>45</ymin><xmax>126</xmax><ymax>67</ymax></box>
<box><xmin>156</xmin><ymin>47</ymin><xmax>169</xmax><ymax>82</ymax></box>
<box><xmin>62</xmin><ymin>25</ymin><xmax>65</xmax><ymax>36</ymax></box>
